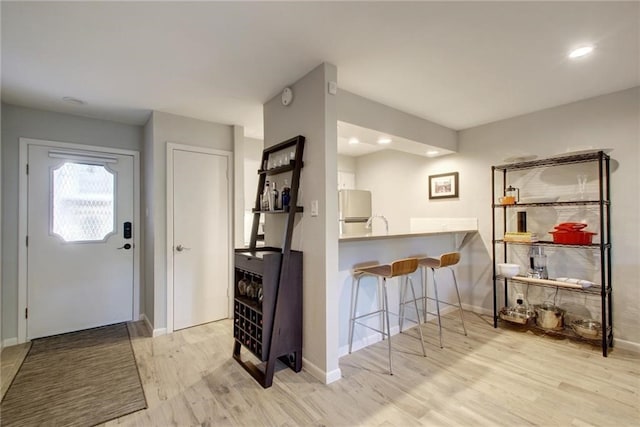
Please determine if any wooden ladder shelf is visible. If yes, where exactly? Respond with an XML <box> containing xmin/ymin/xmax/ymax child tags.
<box><xmin>232</xmin><ymin>135</ymin><xmax>305</xmax><ymax>388</ymax></box>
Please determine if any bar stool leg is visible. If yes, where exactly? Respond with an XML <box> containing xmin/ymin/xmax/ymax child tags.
<box><xmin>382</xmin><ymin>277</ymin><xmax>393</xmax><ymax>375</ymax></box>
<box><xmin>407</xmin><ymin>276</ymin><xmax>426</xmax><ymax>356</ymax></box>
<box><xmin>431</xmin><ymin>268</ymin><xmax>444</xmax><ymax>349</ymax></box>
<box><xmin>348</xmin><ymin>274</ymin><xmax>362</xmax><ymax>354</ymax></box>
<box><xmin>450</xmin><ymin>267</ymin><xmax>468</xmax><ymax>336</ymax></box>
<box><xmin>421</xmin><ymin>266</ymin><xmax>427</xmax><ymax>323</ymax></box>
<box><xmin>377</xmin><ymin>278</ymin><xmax>386</xmax><ymax>341</ymax></box>
<box><xmin>399</xmin><ymin>276</ymin><xmax>406</xmax><ymax>332</ymax></box>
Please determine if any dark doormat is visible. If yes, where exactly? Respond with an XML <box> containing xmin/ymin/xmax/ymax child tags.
<box><xmin>1</xmin><ymin>323</ymin><xmax>147</xmax><ymax>426</ymax></box>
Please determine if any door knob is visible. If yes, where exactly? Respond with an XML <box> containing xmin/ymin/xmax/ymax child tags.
<box><xmin>176</xmin><ymin>244</ymin><xmax>191</xmax><ymax>252</ymax></box>
<box><xmin>117</xmin><ymin>243</ymin><xmax>132</xmax><ymax>250</ymax></box>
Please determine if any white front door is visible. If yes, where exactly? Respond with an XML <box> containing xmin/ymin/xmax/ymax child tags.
<box><xmin>27</xmin><ymin>144</ymin><xmax>135</xmax><ymax>339</ymax></box>
<box><xmin>170</xmin><ymin>147</ymin><xmax>230</xmax><ymax>331</ymax></box>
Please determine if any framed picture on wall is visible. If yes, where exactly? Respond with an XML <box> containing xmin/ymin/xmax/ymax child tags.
<box><xmin>429</xmin><ymin>172</ymin><xmax>459</xmax><ymax>199</ymax></box>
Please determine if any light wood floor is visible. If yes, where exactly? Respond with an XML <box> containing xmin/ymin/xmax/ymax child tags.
<box><xmin>2</xmin><ymin>312</ymin><xmax>639</xmax><ymax>426</ymax></box>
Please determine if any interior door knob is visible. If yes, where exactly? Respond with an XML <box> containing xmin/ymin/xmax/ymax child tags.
<box><xmin>176</xmin><ymin>244</ymin><xmax>191</xmax><ymax>252</ymax></box>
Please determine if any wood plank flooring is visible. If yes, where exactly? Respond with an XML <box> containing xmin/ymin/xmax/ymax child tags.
<box><xmin>2</xmin><ymin>312</ymin><xmax>639</xmax><ymax>426</ymax></box>
<box><xmin>1</xmin><ymin>341</ymin><xmax>30</xmax><ymax>400</ymax></box>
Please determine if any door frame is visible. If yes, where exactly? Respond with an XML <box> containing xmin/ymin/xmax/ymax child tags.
<box><xmin>18</xmin><ymin>137</ymin><xmax>141</xmax><ymax>343</ymax></box>
<box><xmin>166</xmin><ymin>142</ymin><xmax>233</xmax><ymax>334</ymax></box>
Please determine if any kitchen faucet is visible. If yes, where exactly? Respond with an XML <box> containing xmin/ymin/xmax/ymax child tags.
<box><xmin>366</xmin><ymin>214</ymin><xmax>389</xmax><ymax>234</ymax></box>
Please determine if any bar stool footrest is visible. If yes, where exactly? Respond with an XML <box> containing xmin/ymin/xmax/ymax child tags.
<box><xmin>352</xmin><ymin>321</ymin><xmax>390</xmax><ymax>338</ymax></box>
<box><xmin>425</xmin><ymin>296</ymin><xmax>462</xmax><ymax>309</ymax></box>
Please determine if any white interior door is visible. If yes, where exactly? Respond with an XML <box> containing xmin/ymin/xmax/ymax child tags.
<box><xmin>27</xmin><ymin>144</ymin><xmax>134</xmax><ymax>339</ymax></box>
<box><xmin>171</xmin><ymin>148</ymin><xmax>230</xmax><ymax>331</ymax></box>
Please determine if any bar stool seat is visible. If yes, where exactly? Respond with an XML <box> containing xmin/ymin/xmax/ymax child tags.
<box><xmin>348</xmin><ymin>257</ymin><xmax>426</xmax><ymax>375</ymax></box>
<box><xmin>416</xmin><ymin>252</ymin><xmax>467</xmax><ymax>348</ymax></box>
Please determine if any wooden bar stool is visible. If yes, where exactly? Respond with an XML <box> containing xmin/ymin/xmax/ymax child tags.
<box><xmin>348</xmin><ymin>257</ymin><xmax>426</xmax><ymax>375</ymax></box>
<box><xmin>417</xmin><ymin>252</ymin><xmax>467</xmax><ymax>348</ymax></box>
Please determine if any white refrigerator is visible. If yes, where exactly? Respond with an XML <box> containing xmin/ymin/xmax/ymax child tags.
<box><xmin>338</xmin><ymin>190</ymin><xmax>372</xmax><ymax>235</ymax></box>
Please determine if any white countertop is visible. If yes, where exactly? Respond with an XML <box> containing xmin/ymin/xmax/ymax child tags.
<box><xmin>339</xmin><ymin>228</ymin><xmax>477</xmax><ymax>242</ymax></box>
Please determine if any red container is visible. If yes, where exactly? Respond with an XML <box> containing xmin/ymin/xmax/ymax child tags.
<box><xmin>549</xmin><ymin>230</ymin><xmax>596</xmax><ymax>245</ymax></box>
<box><xmin>554</xmin><ymin>222</ymin><xmax>588</xmax><ymax>231</ymax></box>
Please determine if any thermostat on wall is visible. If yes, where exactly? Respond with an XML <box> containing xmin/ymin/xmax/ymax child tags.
<box><xmin>281</xmin><ymin>87</ymin><xmax>293</xmax><ymax>106</ymax></box>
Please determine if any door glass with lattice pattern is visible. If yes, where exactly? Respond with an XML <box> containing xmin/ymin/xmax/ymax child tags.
<box><xmin>52</xmin><ymin>162</ymin><xmax>115</xmax><ymax>242</ymax></box>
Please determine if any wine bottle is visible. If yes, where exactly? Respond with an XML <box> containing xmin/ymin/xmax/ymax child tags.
<box><xmin>281</xmin><ymin>179</ymin><xmax>291</xmax><ymax>208</ymax></box>
<box><xmin>271</xmin><ymin>182</ymin><xmax>280</xmax><ymax>210</ymax></box>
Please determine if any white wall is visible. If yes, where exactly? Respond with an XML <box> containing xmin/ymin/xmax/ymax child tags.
<box><xmin>355</xmin><ymin>87</ymin><xmax>640</xmax><ymax>348</ymax></box>
<box><xmin>1</xmin><ymin>103</ymin><xmax>143</xmax><ymax>343</ymax></box>
<box><xmin>337</xmin><ymin>154</ymin><xmax>356</xmax><ymax>174</ymax></box>
<box><xmin>263</xmin><ymin>63</ymin><xmax>340</xmax><ymax>383</ymax></box>
<box><xmin>338</xmin><ymin>90</ymin><xmax>457</xmax><ymax>152</ymax></box>
<box><xmin>144</xmin><ymin>111</ymin><xmax>234</xmax><ymax>333</ymax></box>
<box><xmin>459</xmin><ymin>87</ymin><xmax>640</xmax><ymax>348</ymax></box>
<box><xmin>142</xmin><ymin>115</ymin><xmax>155</xmax><ymax>326</ymax></box>
<box><xmin>356</xmin><ymin>149</ymin><xmax>469</xmax><ymax>232</ymax></box>
<box><xmin>242</xmin><ymin>137</ymin><xmax>263</xmax><ymax>245</ymax></box>
<box><xmin>233</xmin><ymin>126</ymin><xmax>245</xmax><ymax>248</ymax></box>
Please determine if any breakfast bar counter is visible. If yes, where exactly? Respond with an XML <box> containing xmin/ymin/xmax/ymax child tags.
<box><xmin>336</xmin><ymin>218</ymin><xmax>478</xmax><ymax>357</ymax></box>
<box><xmin>339</xmin><ymin>228</ymin><xmax>477</xmax><ymax>243</ymax></box>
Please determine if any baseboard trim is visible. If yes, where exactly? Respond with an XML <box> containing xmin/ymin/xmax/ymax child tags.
<box><xmin>302</xmin><ymin>356</ymin><xmax>342</xmax><ymax>384</ymax></box>
<box><xmin>2</xmin><ymin>337</ymin><xmax>18</xmax><ymax>348</ymax></box>
<box><xmin>613</xmin><ymin>337</ymin><xmax>640</xmax><ymax>353</ymax></box>
<box><xmin>140</xmin><ymin>314</ymin><xmax>167</xmax><ymax>338</ymax></box>
<box><xmin>153</xmin><ymin>327</ymin><xmax>167</xmax><ymax>337</ymax></box>
<box><xmin>461</xmin><ymin>303</ymin><xmax>492</xmax><ymax>316</ymax></box>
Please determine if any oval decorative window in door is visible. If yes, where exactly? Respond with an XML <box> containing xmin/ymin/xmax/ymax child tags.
<box><xmin>51</xmin><ymin>162</ymin><xmax>116</xmax><ymax>242</ymax></box>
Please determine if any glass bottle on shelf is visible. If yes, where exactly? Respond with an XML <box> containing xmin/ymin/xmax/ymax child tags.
<box><xmin>262</xmin><ymin>181</ymin><xmax>271</xmax><ymax>210</ymax></box>
<box><xmin>281</xmin><ymin>179</ymin><xmax>291</xmax><ymax>208</ymax></box>
<box><xmin>271</xmin><ymin>182</ymin><xmax>280</xmax><ymax>210</ymax></box>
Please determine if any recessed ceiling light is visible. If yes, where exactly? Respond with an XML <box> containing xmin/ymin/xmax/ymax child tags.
<box><xmin>568</xmin><ymin>45</ymin><xmax>594</xmax><ymax>59</ymax></box>
<box><xmin>426</xmin><ymin>150</ymin><xmax>439</xmax><ymax>157</ymax></box>
<box><xmin>348</xmin><ymin>137</ymin><xmax>360</xmax><ymax>145</ymax></box>
<box><xmin>62</xmin><ymin>96</ymin><xmax>87</xmax><ymax>105</ymax></box>
<box><xmin>377</xmin><ymin>137</ymin><xmax>392</xmax><ymax>145</ymax></box>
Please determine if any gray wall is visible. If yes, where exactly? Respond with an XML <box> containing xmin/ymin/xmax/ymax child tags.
<box><xmin>458</xmin><ymin>86</ymin><xmax>640</xmax><ymax>347</ymax></box>
<box><xmin>263</xmin><ymin>63</ymin><xmax>340</xmax><ymax>382</ymax></box>
<box><xmin>0</xmin><ymin>102</ymin><xmax>3</xmax><ymax>347</ymax></box>
<box><xmin>144</xmin><ymin>111</ymin><xmax>234</xmax><ymax>333</ymax></box>
<box><xmin>355</xmin><ymin>87</ymin><xmax>640</xmax><ymax>347</ymax></box>
<box><xmin>1</xmin><ymin>103</ymin><xmax>143</xmax><ymax>343</ymax></box>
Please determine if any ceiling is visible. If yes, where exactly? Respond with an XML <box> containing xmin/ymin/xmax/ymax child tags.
<box><xmin>2</xmin><ymin>2</ymin><xmax>638</xmax><ymax>142</ymax></box>
<box><xmin>337</xmin><ymin>121</ymin><xmax>454</xmax><ymax>158</ymax></box>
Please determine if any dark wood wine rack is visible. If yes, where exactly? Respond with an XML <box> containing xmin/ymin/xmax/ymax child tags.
<box><xmin>232</xmin><ymin>135</ymin><xmax>305</xmax><ymax>388</ymax></box>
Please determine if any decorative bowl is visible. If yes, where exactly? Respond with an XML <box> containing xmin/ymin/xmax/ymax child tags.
<box><xmin>497</xmin><ymin>263</ymin><xmax>521</xmax><ymax>278</ymax></box>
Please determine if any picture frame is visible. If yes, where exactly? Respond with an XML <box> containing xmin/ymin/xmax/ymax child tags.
<box><xmin>429</xmin><ymin>172</ymin><xmax>459</xmax><ymax>199</ymax></box>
